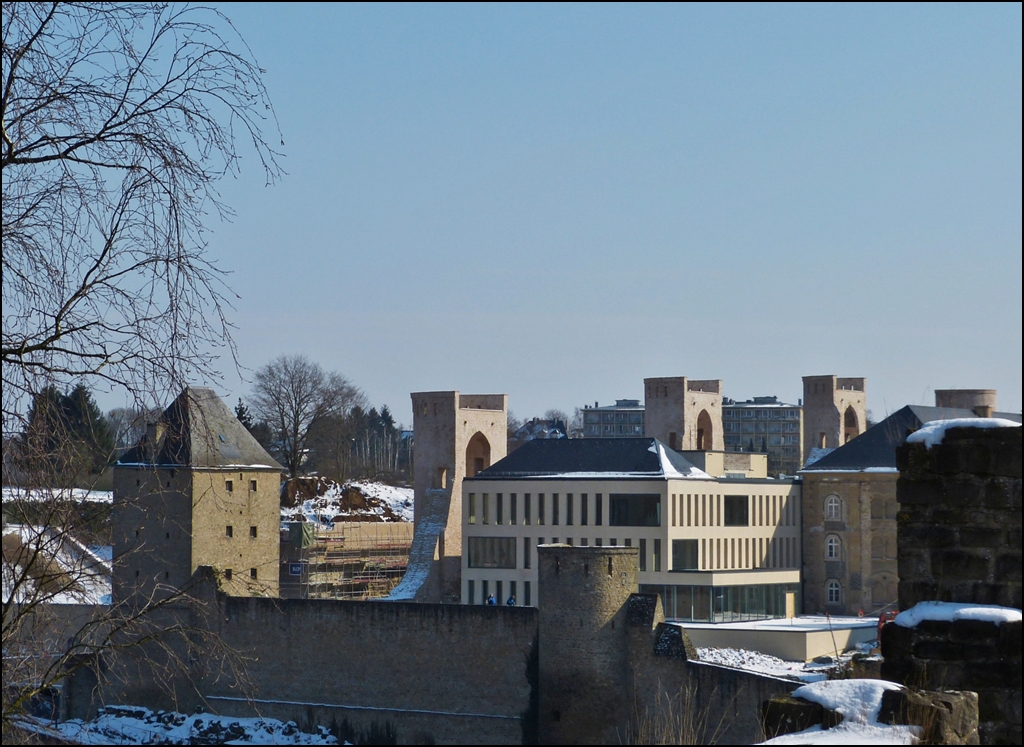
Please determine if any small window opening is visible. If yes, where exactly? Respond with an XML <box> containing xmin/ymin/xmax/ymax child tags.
<box><xmin>226</xmin><ymin>525</ymin><xmax>233</xmax><ymax>538</ymax></box>
<box><xmin>225</xmin><ymin>479</ymin><xmax>234</xmax><ymax>493</ymax></box>
<box><xmin>250</xmin><ymin>568</ymin><xmax>258</xmax><ymax>580</ymax></box>
<box><xmin>250</xmin><ymin>480</ymin><xmax>257</xmax><ymax>492</ymax></box>
<box><xmin>250</xmin><ymin>526</ymin><xmax>258</xmax><ymax>538</ymax></box>
<box><xmin>224</xmin><ymin>569</ymin><xmax>232</xmax><ymax>581</ymax></box>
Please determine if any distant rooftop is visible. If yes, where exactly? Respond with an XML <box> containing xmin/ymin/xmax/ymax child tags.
<box><xmin>583</xmin><ymin>399</ymin><xmax>643</xmax><ymax>410</ymax></box>
<box><xmin>723</xmin><ymin>396</ymin><xmax>799</xmax><ymax>408</ymax></box>
<box><xmin>468</xmin><ymin>438</ymin><xmax>710</xmax><ymax>480</ymax></box>
<box><xmin>801</xmin><ymin>405</ymin><xmax>1023</xmax><ymax>472</ymax></box>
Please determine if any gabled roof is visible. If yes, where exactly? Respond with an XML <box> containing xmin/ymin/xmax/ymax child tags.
<box><xmin>801</xmin><ymin>405</ymin><xmax>1023</xmax><ymax>472</ymax></box>
<box><xmin>117</xmin><ymin>387</ymin><xmax>282</xmax><ymax>470</ymax></box>
<box><xmin>469</xmin><ymin>438</ymin><xmax>710</xmax><ymax>480</ymax></box>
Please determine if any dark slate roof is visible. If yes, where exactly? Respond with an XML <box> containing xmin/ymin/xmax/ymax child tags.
<box><xmin>117</xmin><ymin>387</ymin><xmax>282</xmax><ymax>470</ymax></box>
<box><xmin>469</xmin><ymin>438</ymin><xmax>709</xmax><ymax>480</ymax></box>
<box><xmin>801</xmin><ymin>405</ymin><xmax>1023</xmax><ymax>472</ymax></box>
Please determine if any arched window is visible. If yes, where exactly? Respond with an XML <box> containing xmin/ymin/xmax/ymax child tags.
<box><xmin>825</xmin><ymin>495</ymin><xmax>841</xmax><ymax>521</ymax></box>
<box><xmin>827</xmin><ymin>580</ymin><xmax>842</xmax><ymax>605</ymax></box>
<box><xmin>826</xmin><ymin>534</ymin><xmax>841</xmax><ymax>560</ymax></box>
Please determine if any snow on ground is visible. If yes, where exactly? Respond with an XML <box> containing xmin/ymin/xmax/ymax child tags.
<box><xmin>905</xmin><ymin>417</ymin><xmax>1020</xmax><ymax>448</ymax></box>
<box><xmin>2</xmin><ymin>524</ymin><xmax>112</xmax><ymax>605</ymax></box>
<box><xmin>281</xmin><ymin>478</ymin><xmax>413</xmax><ymax>526</ymax></box>
<box><xmin>762</xmin><ymin>680</ymin><xmax>919</xmax><ymax>745</ymax></box>
<box><xmin>2</xmin><ymin>486</ymin><xmax>113</xmax><ymax>503</ymax></box>
<box><xmin>895</xmin><ymin>600</ymin><xmax>1022</xmax><ymax>627</ymax></box>
<box><xmin>17</xmin><ymin>706</ymin><xmax>338</xmax><ymax>745</ymax></box>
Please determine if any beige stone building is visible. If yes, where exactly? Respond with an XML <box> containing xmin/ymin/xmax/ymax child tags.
<box><xmin>461</xmin><ymin>437</ymin><xmax>801</xmax><ymax>621</ymax></box>
<box><xmin>112</xmin><ymin>387</ymin><xmax>283</xmax><ymax>603</ymax></box>
<box><xmin>407</xmin><ymin>391</ymin><xmax>507</xmax><ymax>602</ymax></box>
<box><xmin>799</xmin><ymin>390</ymin><xmax>1020</xmax><ymax>616</ymax></box>
<box><xmin>644</xmin><ymin>376</ymin><xmax>723</xmax><ymax>451</ymax></box>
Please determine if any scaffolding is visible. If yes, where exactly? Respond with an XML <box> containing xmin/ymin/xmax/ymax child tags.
<box><xmin>280</xmin><ymin>521</ymin><xmax>413</xmax><ymax>600</ymax></box>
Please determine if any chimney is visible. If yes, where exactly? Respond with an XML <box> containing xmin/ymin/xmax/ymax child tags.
<box><xmin>145</xmin><ymin>422</ymin><xmax>166</xmax><ymax>461</ymax></box>
<box><xmin>973</xmin><ymin>405</ymin><xmax>994</xmax><ymax>419</ymax></box>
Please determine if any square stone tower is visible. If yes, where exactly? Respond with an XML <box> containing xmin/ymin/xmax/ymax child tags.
<box><xmin>801</xmin><ymin>375</ymin><xmax>867</xmax><ymax>460</ymax></box>
<box><xmin>409</xmin><ymin>391</ymin><xmax>507</xmax><ymax>602</ymax></box>
<box><xmin>112</xmin><ymin>387</ymin><xmax>283</xmax><ymax>604</ymax></box>
<box><xmin>643</xmin><ymin>376</ymin><xmax>723</xmax><ymax>451</ymax></box>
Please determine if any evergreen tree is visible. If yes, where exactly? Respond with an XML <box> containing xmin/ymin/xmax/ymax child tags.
<box><xmin>22</xmin><ymin>384</ymin><xmax>114</xmax><ymax>475</ymax></box>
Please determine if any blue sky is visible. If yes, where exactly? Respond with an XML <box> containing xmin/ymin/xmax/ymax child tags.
<box><xmin>202</xmin><ymin>3</ymin><xmax>1021</xmax><ymax>425</ymax></box>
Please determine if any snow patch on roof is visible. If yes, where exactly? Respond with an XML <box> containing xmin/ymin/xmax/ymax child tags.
<box><xmin>658</xmin><ymin>443</ymin><xmax>711</xmax><ymax>479</ymax></box>
<box><xmin>906</xmin><ymin>418</ymin><xmax>1021</xmax><ymax>448</ymax></box>
<box><xmin>2</xmin><ymin>486</ymin><xmax>112</xmax><ymax>504</ymax></box>
<box><xmin>894</xmin><ymin>600</ymin><xmax>1022</xmax><ymax>628</ymax></box>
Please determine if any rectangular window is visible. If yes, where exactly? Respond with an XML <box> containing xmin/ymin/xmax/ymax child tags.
<box><xmin>524</xmin><ymin>537</ymin><xmax>531</xmax><ymax>569</ymax></box>
<box><xmin>596</xmin><ymin>494</ymin><xmax>603</xmax><ymax>526</ymax></box>
<box><xmin>566</xmin><ymin>494</ymin><xmax>573</xmax><ymax>525</ymax></box>
<box><xmin>497</xmin><ymin>580</ymin><xmax>503</xmax><ymax>604</ymax></box>
<box><xmin>581</xmin><ymin>494</ymin><xmax>589</xmax><ymax>525</ymax></box>
<box><xmin>224</xmin><ymin>568</ymin><xmax>232</xmax><ymax>581</ymax></box>
<box><xmin>610</xmin><ymin>538</ymin><xmax>617</xmax><ymax>547</ymax></box>
<box><xmin>639</xmin><ymin>539</ymin><xmax>647</xmax><ymax>572</ymax></box>
<box><xmin>250</xmin><ymin>568</ymin><xmax>258</xmax><ymax>580</ymax></box>
<box><xmin>610</xmin><ymin>494</ymin><xmax>661</xmax><ymax>526</ymax></box>
<box><xmin>468</xmin><ymin>579</ymin><xmax>475</xmax><ymax>604</ymax></box>
<box><xmin>538</xmin><ymin>494</ymin><xmax>545</xmax><ymax>525</ymax></box>
<box><xmin>225</xmin><ymin>479</ymin><xmax>234</xmax><ymax>493</ymax></box>
<box><xmin>595</xmin><ymin>538</ymin><xmax>602</xmax><ymax>547</ymax></box>
<box><xmin>672</xmin><ymin>539</ymin><xmax>699</xmax><ymax>570</ymax></box>
<box><xmin>249</xmin><ymin>479</ymin><xmax>257</xmax><ymax>492</ymax></box>
<box><xmin>654</xmin><ymin>539</ymin><xmax>662</xmax><ymax>572</ymax></box>
<box><xmin>482</xmin><ymin>580</ymin><xmax>489</xmax><ymax>602</ymax></box>
<box><xmin>552</xmin><ymin>494</ymin><xmax>559</xmax><ymax>525</ymax></box>
<box><xmin>580</xmin><ymin>538</ymin><xmax>588</xmax><ymax>546</ymax></box>
<box><xmin>510</xmin><ymin>494</ymin><xmax>517</xmax><ymax>525</ymax></box>
<box><xmin>469</xmin><ymin>493</ymin><xmax>476</xmax><ymax>525</ymax></box>
<box><xmin>467</xmin><ymin>537</ymin><xmax>516</xmax><ymax>569</ymax></box>
<box><xmin>482</xmin><ymin>493</ymin><xmax>490</xmax><ymax>524</ymax></box>
<box><xmin>672</xmin><ymin>494</ymin><xmax>677</xmax><ymax>527</ymax></box>
<box><xmin>226</xmin><ymin>525</ymin><xmax>233</xmax><ymax>538</ymax></box>
<box><xmin>724</xmin><ymin>496</ymin><xmax>749</xmax><ymax>526</ymax></box>
<box><xmin>524</xmin><ymin>580</ymin><xmax>531</xmax><ymax>606</ymax></box>
<box><xmin>249</xmin><ymin>526</ymin><xmax>258</xmax><ymax>538</ymax></box>
<box><xmin>524</xmin><ymin>494</ymin><xmax>532</xmax><ymax>525</ymax></box>
<box><xmin>510</xmin><ymin>581</ymin><xmax>516</xmax><ymax>603</ymax></box>
<box><xmin>496</xmin><ymin>493</ymin><xmax>503</xmax><ymax>525</ymax></box>
<box><xmin>625</xmin><ymin>538</ymin><xmax>632</xmax><ymax>547</ymax></box>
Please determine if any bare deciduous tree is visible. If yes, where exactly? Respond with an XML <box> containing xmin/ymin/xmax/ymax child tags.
<box><xmin>250</xmin><ymin>355</ymin><xmax>366</xmax><ymax>478</ymax></box>
<box><xmin>1</xmin><ymin>1</ymin><xmax>283</xmax><ymax>432</ymax></box>
<box><xmin>2</xmin><ymin>2</ymin><xmax>281</xmax><ymax>732</ymax></box>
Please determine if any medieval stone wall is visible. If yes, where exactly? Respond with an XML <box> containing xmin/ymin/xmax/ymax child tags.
<box><xmin>882</xmin><ymin>425</ymin><xmax>1022</xmax><ymax>744</ymax></box>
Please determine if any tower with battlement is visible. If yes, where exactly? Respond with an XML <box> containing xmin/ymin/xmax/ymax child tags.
<box><xmin>801</xmin><ymin>375</ymin><xmax>866</xmax><ymax>462</ymax></box>
<box><xmin>408</xmin><ymin>391</ymin><xmax>507</xmax><ymax>602</ymax></box>
<box><xmin>643</xmin><ymin>376</ymin><xmax>723</xmax><ymax>451</ymax></box>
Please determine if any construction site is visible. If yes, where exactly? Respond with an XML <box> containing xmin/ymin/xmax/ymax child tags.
<box><xmin>278</xmin><ymin>521</ymin><xmax>414</xmax><ymax>600</ymax></box>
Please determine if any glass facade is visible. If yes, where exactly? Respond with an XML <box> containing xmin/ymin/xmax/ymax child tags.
<box><xmin>640</xmin><ymin>582</ymin><xmax>801</xmax><ymax>622</ymax></box>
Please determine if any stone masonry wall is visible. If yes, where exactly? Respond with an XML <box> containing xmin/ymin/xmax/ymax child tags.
<box><xmin>205</xmin><ymin>594</ymin><xmax>538</xmax><ymax>745</ymax></box>
<box><xmin>882</xmin><ymin>425</ymin><xmax>1022</xmax><ymax>744</ymax></box>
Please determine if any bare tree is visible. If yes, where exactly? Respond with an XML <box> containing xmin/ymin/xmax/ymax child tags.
<box><xmin>1</xmin><ymin>2</ymin><xmax>281</xmax><ymax>732</ymax></box>
<box><xmin>1</xmin><ymin>2</ymin><xmax>283</xmax><ymax>433</ymax></box>
<box><xmin>250</xmin><ymin>355</ymin><xmax>366</xmax><ymax>478</ymax></box>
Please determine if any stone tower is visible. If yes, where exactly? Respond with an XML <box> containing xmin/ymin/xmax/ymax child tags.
<box><xmin>934</xmin><ymin>388</ymin><xmax>997</xmax><ymax>416</ymax></box>
<box><xmin>409</xmin><ymin>391</ymin><xmax>507</xmax><ymax>602</ymax></box>
<box><xmin>643</xmin><ymin>376</ymin><xmax>723</xmax><ymax>451</ymax></box>
<box><xmin>537</xmin><ymin>545</ymin><xmax>639</xmax><ymax>745</ymax></box>
<box><xmin>801</xmin><ymin>375</ymin><xmax>866</xmax><ymax>461</ymax></box>
<box><xmin>112</xmin><ymin>387</ymin><xmax>283</xmax><ymax>604</ymax></box>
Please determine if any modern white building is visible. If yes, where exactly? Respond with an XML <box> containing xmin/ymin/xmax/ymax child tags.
<box><xmin>461</xmin><ymin>438</ymin><xmax>801</xmax><ymax>622</ymax></box>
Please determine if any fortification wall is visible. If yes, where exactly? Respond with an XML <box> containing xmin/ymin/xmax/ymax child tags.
<box><xmin>204</xmin><ymin>594</ymin><xmax>538</xmax><ymax>745</ymax></box>
<box><xmin>883</xmin><ymin>424</ymin><xmax>1022</xmax><ymax>744</ymax></box>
